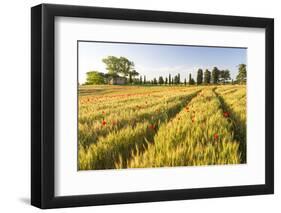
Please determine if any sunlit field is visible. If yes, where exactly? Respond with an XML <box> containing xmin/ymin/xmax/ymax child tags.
<box><xmin>78</xmin><ymin>85</ymin><xmax>246</xmax><ymax>170</ymax></box>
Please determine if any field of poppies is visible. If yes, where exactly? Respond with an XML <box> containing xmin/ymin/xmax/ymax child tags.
<box><xmin>78</xmin><ymin>85</ymin><xmax>246</xmax><ymax>170</ymax></box>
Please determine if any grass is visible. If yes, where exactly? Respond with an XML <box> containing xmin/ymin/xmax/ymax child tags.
<box><xmin>78</xmin><ymin>84</ymin><xmax>246</xmax><ymax>170</ymax></box>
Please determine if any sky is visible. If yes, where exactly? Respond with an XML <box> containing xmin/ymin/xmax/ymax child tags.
<box><xmin>78</xmin><ymin>41</ymin><xmax>247</xmax><ymax>83</ymax></box>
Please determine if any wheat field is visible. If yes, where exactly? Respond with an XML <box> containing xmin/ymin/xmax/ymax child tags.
<box><xmin>78</xmin><ymin>85</ymin><xmax>246</xmax><ymax>170</ymax></box>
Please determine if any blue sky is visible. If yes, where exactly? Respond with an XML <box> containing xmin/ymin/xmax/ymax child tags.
<box><xmin>78</xmin><ymin>41</ymin><xmax>247</xmax><ymax>83</ymax></box>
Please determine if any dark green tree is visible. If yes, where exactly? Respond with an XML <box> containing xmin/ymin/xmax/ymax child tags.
<box><xmin>184</xmin><ymin>78</ymin><xmax>187</xmax><ymax>86</ymax></box>
<box><xmin>159</xmin><ymin>76</ymin><xmax>164</xmax><ymax>85</ymax></box>
<box><xmin>129</xmin><ymin>70</ymin><xmax>139</xmax><ymax>83</ymax></box>
<box><xmin>144</xmin><ymin>75</ymin><xmax>146</xmax><ymax>84</ymax></box>
<box><xmin>203</xmin><ymin>69</ymin><xmax>211</xmax><ymax>84</ymax></box>
<box><xmin>236</xmin><ymin>64</ymin><xmax>247</xmax><ymax>84</ymax></box>
<box><xmin>129</xmin><ymin>73</ymin><xmax>132</xmax><ymax>83</ymax></box>
<box><xmin>211</xmin><ymin>67</ymin><xmax>220</xmax><ymax>84</ymax></box>
<box><xmin>188</xmin><ymin>73</ymin><xmax>195</xmax><ymax>85</ymax></box>
<box><xmin>152</xmin><ymin>78</ymin><xmax>157</xmax><ymax>84</ymax></box>
<box><xmin>219</xmin><ymin>70</ymin><xmax>231</xmax><ymax>84</ymax></box>
<box><xmin>174</xmin><ymin>75</ymin><xmax>178</xmax><ymax>84</ymax></box>
<box><xmin>169</xmin><ymin>74</ymin><xmax>171</xmax><ymax>85</ymax></box>
<box><xmin>165</xmin><ymin>77</ymin><xmax>168</xmax><ymax>84</ymax></box>
<box><xmin>197</xmin><ymin>69</ymin><xmax>203</xmax><ymax>85</ymax></box>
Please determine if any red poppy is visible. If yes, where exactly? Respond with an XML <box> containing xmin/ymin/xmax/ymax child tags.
<box><xmin>223</xmin><ymin>112</ymin><xmax>230</xmax><ymax>117</ymax></box>
<box><xmin>102</xmin><ymin>120</ymin><xmax>106</xmax><ymax>126</ymax></box>
<box><xmin>149</xmin><ymin>124</ymin><xmax>156</xmax><ymax>130</ymax></box>
<box><xmin>214</xmin><ymin>133</ymin><xmax>219</xmax><ymax>140</ymax></box>
<box><xmin>102</xmin><ymin>111</ymin><xmax>105</xmax><ymax>115</ymax></box>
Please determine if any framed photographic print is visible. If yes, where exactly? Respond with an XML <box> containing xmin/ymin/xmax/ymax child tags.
<box><xmin>31</xmin><ymin>3</ymin><xmax>274</xmax><ymax>209</ymax></box>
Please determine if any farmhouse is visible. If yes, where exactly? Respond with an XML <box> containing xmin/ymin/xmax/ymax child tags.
<box><xmin>108</xmin><ymin>76</ymin><xmax>127</xmax><ymax>85</ymax></box>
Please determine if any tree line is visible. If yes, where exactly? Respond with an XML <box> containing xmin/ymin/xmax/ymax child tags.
<box><xmin>84</xmin><ymin>56</ymin><xmax>247</xmax><ymax>85</ymax></box>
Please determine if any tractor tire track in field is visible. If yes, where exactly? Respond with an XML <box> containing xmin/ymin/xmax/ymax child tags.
<box><xmin>214</xmin><ymin>88</ymin><xmax>246</xmax><ymax>163</ymax></box>
<box><xmin>78</xmin><ymin>90</ymin><xmax>201</xmax><ymax>170</ymax></box>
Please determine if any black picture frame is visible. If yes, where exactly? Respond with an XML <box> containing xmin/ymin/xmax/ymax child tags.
<box><xmin>31</xmin><ymin>3</ymin><xmax>274</xmax><ymax>209</ymax></box>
